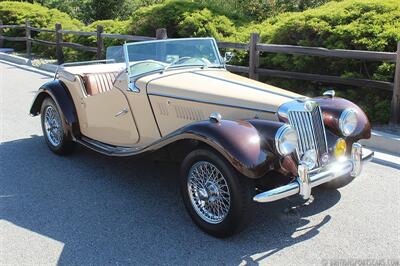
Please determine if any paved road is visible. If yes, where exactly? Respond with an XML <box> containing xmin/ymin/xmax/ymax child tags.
<box><xmin>1</xmin><ymin>61</ymin><xmax>399</xmax><ymax>266</ymax></box>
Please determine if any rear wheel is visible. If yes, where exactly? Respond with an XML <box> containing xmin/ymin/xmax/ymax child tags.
<box><xmin>180</xmin><ymin>149</ymin><xmax>253</xmax><ymax>238</ymax></box>
<box><xmin>40</xmin><ymin>98</ymin><xmax>75</xmax><ymax>155</ymax></box>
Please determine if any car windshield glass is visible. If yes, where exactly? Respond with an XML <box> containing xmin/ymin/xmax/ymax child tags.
<box><xmin>124</xmin><ymin>38</ymin><xmax>222</xmax><ymax>76</ymax></box>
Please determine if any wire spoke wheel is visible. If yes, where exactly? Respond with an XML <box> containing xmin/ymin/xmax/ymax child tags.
<box><xmin>44</xmin><ymin>105</ymin><xmax>62</xmax><ymax>147</ymax></box>
<box><xmin>187</xmin><ymin>161</ymin><xmax>231</xmax><ymax>224</ymax></box>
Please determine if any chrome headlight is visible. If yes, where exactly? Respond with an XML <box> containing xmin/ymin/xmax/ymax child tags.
<box><xmin>339</xmin><ymin>109</ymin><xmax>358</xmax><ymax>136</ymax></box>
<box><xmin>275</xmin><ymin>125</ymin><xmax>298</xmax><ymax>155</ymax></box>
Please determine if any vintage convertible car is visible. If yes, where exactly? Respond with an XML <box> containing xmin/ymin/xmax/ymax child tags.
<box><xmin>30</xmin><ymin>38</ymin><xmax>373</xmax><ymax>237</ymax></box>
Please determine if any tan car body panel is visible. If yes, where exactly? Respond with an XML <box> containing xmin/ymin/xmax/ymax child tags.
<box><xmin>138</xmin><ymin>68</ymin><xmax>300</xmax><ymax>136</ymax></box>
<box><xmin>60</xmin><ymin>65</ymin><xmax>300</xmax><ymax>147</ymax></box>
<box><xmin>60</xmin><ymin>76</ymin><xmax>139</xmax><ymax>146</ymax></box>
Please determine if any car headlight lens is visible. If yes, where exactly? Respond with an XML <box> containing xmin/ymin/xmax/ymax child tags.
<box><xmin>275</xmin><ymin>125</ymin><xmax>298</xmax><ymax>155</ymax></box>
<box><xmin>339</xmin><ymin>109</ymin><xmax>358</xmax><ymax>136</ymax></box>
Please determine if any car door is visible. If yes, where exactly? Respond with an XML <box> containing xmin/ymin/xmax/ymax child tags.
<box><xmin>80</xmin><ymin>72</ymin><xmax>139</xmax><ymax>146</ymax></box>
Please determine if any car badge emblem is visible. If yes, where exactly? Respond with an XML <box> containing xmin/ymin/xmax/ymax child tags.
<box><xmin>304</xmin><ymin>100</ymin><xmax>318</xmax><ymax>112</ymax></box>
<box><xmin>321</xmin><ymin>153</ymin><xmax>329</xmax><ymax>165</ymax></box>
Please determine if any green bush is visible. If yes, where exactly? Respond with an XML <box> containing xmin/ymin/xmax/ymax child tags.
<box><xmin>0</xmin><ymin>1</ymin><xmax>83</xmax><ymax>58</ymax></box>
<box><xmin>129</xmin><ymin>0</ymin><xmax>240</xmax><ymax>38</ymax></box>
<box><xmin>129</xmin><ymin>0</ymin><xmax>205</xmax><ymax>37</ymax></box>
<box><xmin>231</xmin><ymin>0</ymin><xmax>400</xmax><ymax>123</ymax></box>
<box><xmin>177</xmin><ymin>8</ymin><xmax>235</xmax><ymax>39</ymax></box>
<box><xmin>0</xmin><ymin>1</ymin><xmax>82</xmax><ymax>29</ymax></box>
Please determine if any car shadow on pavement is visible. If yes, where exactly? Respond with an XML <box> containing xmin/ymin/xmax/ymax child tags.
<box><xmin>1</xmin><ymin>136</ymin><xmax>341</xmax><ymax>265</ymax></box>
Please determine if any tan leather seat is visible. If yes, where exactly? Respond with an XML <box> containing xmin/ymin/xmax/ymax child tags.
<box><xmin>82</xmin><ymin>72</ymin><xmax>119</xmax><ymax>96</ymax></box>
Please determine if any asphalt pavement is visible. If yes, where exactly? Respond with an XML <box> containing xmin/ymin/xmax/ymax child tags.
<box><xmin>1</xmin><ymin>61</ymin><xmax>399</xmax><ymax>265</ymax></box>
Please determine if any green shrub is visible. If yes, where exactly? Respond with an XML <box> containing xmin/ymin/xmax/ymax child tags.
<box><xmin>232</xmin><ymin>0</ymin><xmax>400</xmax><ymax>123</ymax></box>
<box><xmin>129</xmin><ymin>0</ymin><xmax>241</xmax><ymax>38</ymax></box>
<box><xmin>0</xmin><ymin>1</ymin><xmax>82</xmax><ymax>29</ymax></box>
<box><xmin>0</xmin><ymin>1</ymin><xmax>83</xmax><ymax>58</ymax></box>
<box><xmin>129</xmin><ymin>0</ymin><xmax>205</xmax><ymax>37</ymax></box>
<box><xmin>177</xmin><ymin>8</ymin><xmax>235</xmax><ymax>39</ymax></box>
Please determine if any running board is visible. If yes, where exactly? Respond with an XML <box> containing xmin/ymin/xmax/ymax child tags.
<box><xmin>76</xmin><ymin>136</ymin><xmax>144</xmax><ymax>156</ymax></box>
<box><xmin>75</xmin><ymin>132</ymin><xmax>189</xmax><ymax>157</ymax></box>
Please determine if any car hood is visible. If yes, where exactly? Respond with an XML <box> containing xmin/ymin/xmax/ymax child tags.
<box><xmin>140</xmin><ymin>68</ymin><xmax>301</xmax><ymax>114</ymax></box>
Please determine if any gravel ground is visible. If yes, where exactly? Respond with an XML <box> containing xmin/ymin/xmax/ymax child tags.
<box><xmin>1</xmin><ymin>61</ymin><xmax>399</xmax><ymax>266</ymax></box>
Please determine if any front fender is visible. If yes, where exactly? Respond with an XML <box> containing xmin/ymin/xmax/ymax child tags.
<box><xmin>313</xmin><ymin>97</ymin><xmax>371</xmax><ymax>141</ymax></box>
<box><xmin>29</xmin><ymin>80</ymin><xmax>80</xmax><ymax>137</ymax></box>
<box><xmin>278</xmin><ymin>97</ymin><xmax>371</xmax><ymax>142</ymax></box>
<box><xmin>176</xmin><ymin>119</ymin><xmax>285</xmax><ymax>179</ymax></box>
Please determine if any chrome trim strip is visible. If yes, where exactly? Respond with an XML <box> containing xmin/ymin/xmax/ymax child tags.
<box><xmin>317</xmin><ymin>106</ymin><xmax>329</xmax><ymax>155</ymax></box>
<box><xmin>147</xmin><ymin>92</ymin><xmax>277</xmax><ymax>114</ymax></box>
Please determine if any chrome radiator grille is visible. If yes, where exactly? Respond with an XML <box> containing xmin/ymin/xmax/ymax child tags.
<box><xmin>288</xmin><ymin>106</ymin><xmax>328</xmax><ymax>166</ymax></box>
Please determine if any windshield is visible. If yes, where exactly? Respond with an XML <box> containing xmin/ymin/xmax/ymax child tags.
<box><xmin>123</xmin><ymin>38</ymin><xmax>223</xmax><ymax>77</ymax></box>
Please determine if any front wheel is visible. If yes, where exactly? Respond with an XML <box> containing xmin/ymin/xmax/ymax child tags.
<box><xmin>180</xmin><ymin>149</ymin><xmax>253</xmax><ymax>238</ymax></box>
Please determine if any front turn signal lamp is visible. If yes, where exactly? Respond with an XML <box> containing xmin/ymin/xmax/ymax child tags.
<box><xmin>334</xmin><ymin>138</ymin><xmax>347</xmax><ymax>159</ymax></box>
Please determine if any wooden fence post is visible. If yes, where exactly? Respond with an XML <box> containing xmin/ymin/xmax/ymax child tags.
<box><xmin>0</xmin><ymin>20</ymin><xmax>4</xmax><ymax>48</ymax></box>
<box><xmin>96</xmin><ymin>25</ymin><xmax>104</xmax><ymax>60</ymax></box>
<box><xmin>390</xmin><ymin>41</ymin><xmax>400</xmax><ymax>125</ymax></box>
<box><xmin>55</xmin><ymin>23</ymin><xmax>64</xmax><ymax>64</ymax></box>
<box><xmin>249</xmin><ymin>32</ymin><xmax>260</xmax><ymax>80</ymax></box>
<box><xmin>25</xmin><ymin>20</ymin><xmax>31</xmax><ymax>59</ymax></box>
<box><xmin>156</xmin><ymin>28</ymin><xmax>167</xmax><ymax>39</ymax></box>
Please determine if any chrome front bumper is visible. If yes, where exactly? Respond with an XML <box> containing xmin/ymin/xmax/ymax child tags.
<box><xmin>253</xmin><ymin>143</ymin><xmax>374</xmax><ymax>203</ymax></box>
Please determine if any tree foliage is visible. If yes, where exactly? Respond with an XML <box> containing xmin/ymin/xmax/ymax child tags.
<box><xmin>1</xmin><ymin>0</ymin><xmax>399</xmax><ymax>122</ymax></box>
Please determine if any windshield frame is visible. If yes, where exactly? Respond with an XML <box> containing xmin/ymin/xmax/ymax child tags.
<box><xmin>123</xmin><ymin>37</ymin><xmax>223</xmax><ymax>79</ymax></box>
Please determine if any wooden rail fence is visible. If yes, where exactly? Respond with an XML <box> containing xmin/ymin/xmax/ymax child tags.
<box><xmin>0</xmin><ymin>20</ymin><xmax>399</xmax><ymax>124</ymax></box>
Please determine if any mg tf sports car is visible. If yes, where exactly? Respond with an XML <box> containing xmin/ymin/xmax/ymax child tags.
<box><xmin>30</xmin><ymin>38</ymin><xmax>373</xmax><ymax>237</ymax></box>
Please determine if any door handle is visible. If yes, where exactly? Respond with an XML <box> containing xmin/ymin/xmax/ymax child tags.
<box><xmin>115</xmin><ymin>108</ymin><xmax>129</xmax><ymax>117</ymax></box>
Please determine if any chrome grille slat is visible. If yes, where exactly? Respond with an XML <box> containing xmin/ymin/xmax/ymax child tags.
<box><xmin>297</xmin><ymin>112</ymin><xmax>308</xmax><ymax>151</ymax></box>
<box><xmin>288</xmin><ymin>106</ymin><xmax>328</xmax><ymax>167</ymax></box>
<box><xmin>307</xmin><ymin>112</ymin><xmax>318</xmax><ymax>151</ymax></box>
<box><xmin>304</xmin><ymin>112</ymin><xmax>315</xmax><ymax>150</ymax></box>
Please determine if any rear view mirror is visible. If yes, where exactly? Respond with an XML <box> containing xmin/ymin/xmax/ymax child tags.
<box><xmin>224</xmin><ymin>52</ymin><xmax>234</xmax><ymax>63</ymax></box>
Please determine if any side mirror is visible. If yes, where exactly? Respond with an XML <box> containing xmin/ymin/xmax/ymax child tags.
<box><xmin>224</xmin><ymin>52</ymin><xmax>234</xmax><ymax>63</ymax></box>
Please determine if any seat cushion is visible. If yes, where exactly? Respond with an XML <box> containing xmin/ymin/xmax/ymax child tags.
<box><xmin>82</xmin><ymin>72</ymin><xmax>119</xmax><ymax>96</ymax></box>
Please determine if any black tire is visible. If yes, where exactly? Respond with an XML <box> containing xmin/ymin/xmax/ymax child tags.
<box><xmin>321</xmin><ymin>174</ymin><xmax>355</xmax><ymax>189</ymax></box>
<box><xmin>180</xmin><ymin>148</ymin><xmax>253</xmax><ymax>238</ymax></box>
<box><xmin>40</xmin><ymin>97</ymin><xmax>75</xmax><ymax>155</ymax></box>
